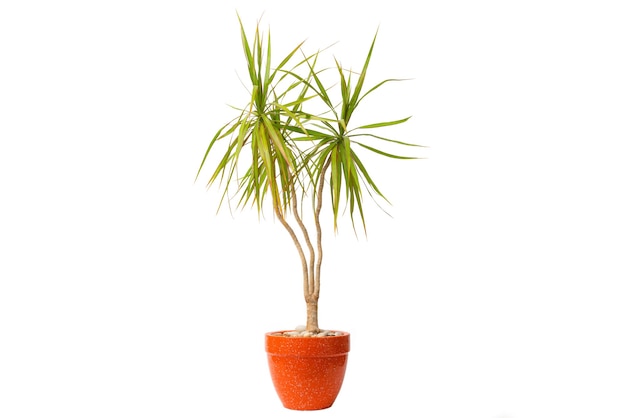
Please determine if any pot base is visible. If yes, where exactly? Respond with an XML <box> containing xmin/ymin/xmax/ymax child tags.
<box><xmin>265</xmin><ymin>330</ymin><xmax>350</xmax><ymax>410</ymax></box>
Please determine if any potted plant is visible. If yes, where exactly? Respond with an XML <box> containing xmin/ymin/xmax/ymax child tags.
<box><xmin>196</xmin><ymin>15</ymin><xmax>419</xmax><ymax>410</ymax></box>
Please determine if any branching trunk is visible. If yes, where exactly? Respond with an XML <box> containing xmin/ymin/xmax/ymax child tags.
<box><xmin>305</xmin><ymin>159</ymin><xmax>332</xmax><ymax>333</ymax></box>
<box><xmin>274</xmin><ymin>158</ymin><xmax>332</xmax><ymax>334</ymax></box>
<box><xmin>287</xmin><ymin>180</ymin><xmax>317</xmax><ymax>302</ymax></box>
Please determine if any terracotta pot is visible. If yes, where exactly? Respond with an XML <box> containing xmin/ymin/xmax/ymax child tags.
<box><xmin>265</xmin><ymin>331</ymin><xmax>350</xmax><ymax>410</ymax></box>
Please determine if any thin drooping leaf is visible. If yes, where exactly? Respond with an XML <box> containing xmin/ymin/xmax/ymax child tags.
<box><xmin>352</xmin><ymin>141</ymin><xmax>417</xmax><ymax>159</ymax></box>
<box><xmin>349</xmin><ymin>132</ymin><xmax>424</xmax><ymax>148</ymax></box>
<box><xmin>354</xmin><ymin>77</ymin><xmax>410</xmax><ymax>108</ymax></box>
<box><xmin>355</xmin><ymin>116</ymin><xmax>412</xmax><ymax>130</ymax></box>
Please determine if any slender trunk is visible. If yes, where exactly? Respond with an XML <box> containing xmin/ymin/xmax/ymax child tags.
<box><xmin>274</xmin><ymin>159</ymin><xmax>331</xmax><ymax>334</ymax></box>
<box><xmin>274</xmin><ymin>206</ymin><xmax>309</xmax><ymax>297</ymax></box>
<box><xmin>306</xmin><ymin>301</ymin><xmax>319</xmax><ymax>332</ymax></box>
<box><xmin>305</xmin><ymin>158</ymin><xmax>332</xmax><ymax>333</ymax></box>
<box><xmin>313</xmin><ymin>159</ymin><xmax>332</xmax><ymax>300</ymax></box>
<box><xmin>288</xmin><ymin>180</ymin><xmax>316</xmax><ymax>300</ymax></box>
<box><xmin>274</xmin><ymin>179</ymin><xmax>320</xmax><ymax>333</ymax></box>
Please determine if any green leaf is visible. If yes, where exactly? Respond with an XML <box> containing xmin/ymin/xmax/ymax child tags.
<box><xmin>352</xmin><ymin>141</ymin><xmax>417</xmax><ymax>159</ymax></box>
<box><xmin>355</xmin><ymin>116</ymin><xmax>412</xmax><ymax>130</ymax></box>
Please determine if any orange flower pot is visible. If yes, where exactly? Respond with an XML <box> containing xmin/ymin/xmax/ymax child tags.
<box><xmin>265</xmin><ymin>331</ymin><xmax>350</xmax><ymax>410</ymax></box>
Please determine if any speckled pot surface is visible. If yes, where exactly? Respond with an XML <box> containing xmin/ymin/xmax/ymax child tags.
<box><xmin>265</xmin><ymin>331</ymin><xmax>350</xmax><ymax>410</ymax></box>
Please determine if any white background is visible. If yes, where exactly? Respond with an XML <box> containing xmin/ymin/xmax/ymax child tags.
<box><xmin>1</xmin><ymin>1</ymin><xmax>625</xmax><ymax>417</ymax></box>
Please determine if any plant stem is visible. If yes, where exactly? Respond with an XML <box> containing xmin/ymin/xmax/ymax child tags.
<box><xmin>314</xmin><ymin>158</ymin><xmax>332</xmax><ymax>300</ymax></box>
<box><xmin>288</xmin><ymin>178</ymin><xmax>317</xmax><ymax>300</ymax></box>
<box><xmin>274</xmin><ymin>206</ymin><xmax>309</xmax><ymax>299</ymax></box>
<box><xmin>306</xmin><ymin>301</ymin><xmax>319</xmax><ymax>333</ymax></box>
<box><xmin>290</xmin><ymin>181</ymin><xmax>320</xmax><ymax>332</ymax></box>
<box><xmin>273</xmin><ymin>186</ymin><xmax>320</xmax><ymax>333</ymax></box>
